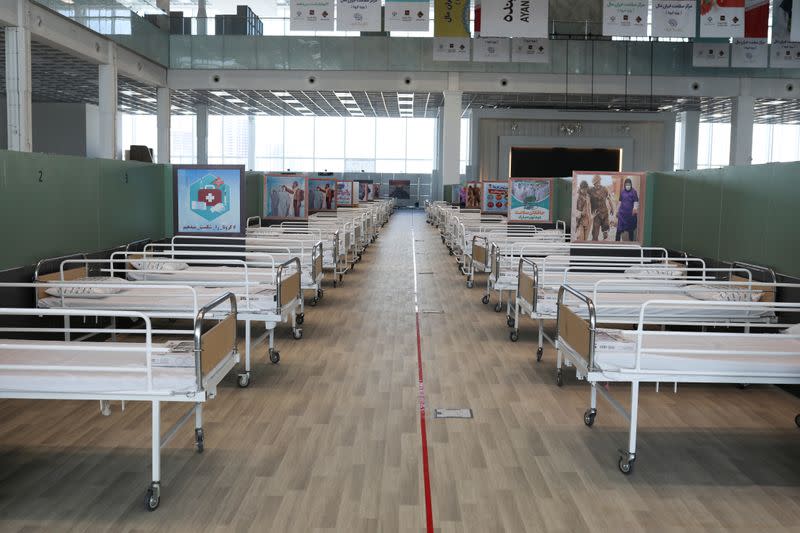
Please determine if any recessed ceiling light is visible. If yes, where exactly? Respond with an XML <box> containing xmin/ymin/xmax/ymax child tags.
<box><xmin>397</xmin><ymin>93</ymin><xmax>414</xmax><ymax>99</ymax></box>
<box><xmin>761</xmin><ymin>114</ymin><xmax>778</xmax><ymax>118</ymax></box>
<box><xmin>226</xmin><ymin>98</ymin><xmax>244</xmax><ymax>103</ymax></box>
<box><xmin>242</xmin><ymin>106</ymin><xmax>252</xmax><ymax>110</ymax></box>
<box><xmin>272</xmin><ymin>91</ymin><xmax>292</xmax><ymax>97</ymax></box>
<box><xmin>141</xmin><ymin>97</ymin><xmax>157</xmax><ymax>102</ymax></box>
<box><xmin>210</xmin><ymin>91</ymin><xmax>230</xmax><ymax>96</ymax></box>
<box><xmin>763</xmin><ymin>100</ymin><xmax>784</xmax><ymax>105</ymax></box>
<box><xmin>120</xmin><ymin>90</ymin><xmax>139</xmax><ymax>96</ymax></box>
<box><xmin>334</xmin><ymin>92</ymin><xmax>353</xmax><ymax>98</ymax></box>
<box><xmin>283</xmin><ymin>99</ymin><xmax>301</xmax><ymax>104</ymax></box>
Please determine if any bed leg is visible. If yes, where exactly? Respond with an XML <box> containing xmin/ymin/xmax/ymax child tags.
<box><xmin>619</xmin><ymin>382</ymin><xmax>639</xmax><ymax>475</ymax></box>
<box><xmin>194</xmin><ymin>403</ymin><xmax>204</xmax><ymax>453</ymax></box>
<box><xmin>146</xmin><ymin>401</ymin><xmax>161</xmax><ymax>511</ymax></box>
<box><xmin>238</xmin><ymin>320</ymin><xmax>252</xmax><ymax>387</ymax></box>
<box><xmin>536</xmin><ymin>320</ymin><xmax>544</xmax><ymax>362</ymax></box>
<box><xmin>555</xmin><ymin>349</ymin><xmax>563</xmax><ymax>387</ymax></box>
<box><xmin>510</xmin><ymin>300</ymin><xmax>520</xmax><ymax>343</ymax></box>
<box><xmin>584</xmin><ymin>384</ymin><xmax>598</xmax><ymax>427</ymax></box>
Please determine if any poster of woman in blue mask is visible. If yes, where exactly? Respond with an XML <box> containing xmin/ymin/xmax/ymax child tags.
<box><xmin>615</xmin><ymin>177</ymin><xmax>639</xmax><ymax>242</ymax></box>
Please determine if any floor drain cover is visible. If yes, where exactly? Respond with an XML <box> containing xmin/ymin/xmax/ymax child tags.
<box><xmin>433</xmin><ymin>408</ymin><xmax>473</xmax><ymax>419</ymax></box>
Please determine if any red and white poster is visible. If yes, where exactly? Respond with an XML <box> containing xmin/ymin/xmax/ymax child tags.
<box><xmin>699</xmin><ymin>0</ymin><xmax>744</xmax><ymax>38</ymax></box>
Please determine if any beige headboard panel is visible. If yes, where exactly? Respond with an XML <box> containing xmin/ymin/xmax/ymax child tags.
<box><xmin>36</xmin><ymin>267</ymin><xmax>88</xmax><ymax>300</ymax></box>
<box><xmin>518</xmin><ymin>271</ymin><xmax>535</xmax><ymax>306</ymax></box>
<box><xmin>201</xmin><ymin>314</ymin><xmax>236</xmax><ymax>376</ymax></box>
<box><xmin>731</xmin><ymin>274</ymin><xmax>775</xmax><ymax>302</ymax></box>
<box><xmin>314</xmin><ymin>252</ymin><xmax>323</xmax><ymax>277</ymax></box>
<box><xmin>280</xmin><ymin>272</ymin><xmax>301</xmax><ymax>307</ymax></box>
<box><xmin>473</xmin><ymin>243</ymin><xmax>487</xmax><ymax>266</ymax></box>
<box><xmin>558</xmin><ymin>303</ymin><xmax>591</xmax><ymax>359</ymax></box>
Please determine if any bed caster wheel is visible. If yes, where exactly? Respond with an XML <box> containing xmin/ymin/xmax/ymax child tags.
<box><xmin>293</xmin><ymin>329</ymin><xmax>303</xmax><ymax>340</ymax></box>
<box><xmin>536</xmin><ymin>347</ymin><xmax>543</xmax><ymax>362</ymax></box>
<box><xmin>269</xmin><ymin>349</ymin><xmax>280</xmax><ymax>364</ymax></box>
<box><xmin>507</xmin><ymin>316</ymin><xmax>515</xmax><ymax>328</ymax></box>
<box><xmin>449</xmin><ymin>250</ymin><xmax>454</xmax><ymax>256</ymax></box>
<box><xmin>795</xmin><ymin>414</ymin><xmax>800</xmax><ymax>428</ymax></box>
<box><xmin>494</xmin><ymin>303</ymin><xmax>503</xmax><ymax>313</ymax></box>
<box><xmin>310</xmin><ymin>297</ymin><xmax>318</xmax><ymax>307</ymax></box>
<box><xmin>144</xmin><ymin>483</ymin><xmax>160</xmax><ymax>512</ymax></box>
<box><xmin>510</xmin><ymin>331</ymin><xmax>519</xmax><ymax>342</ymax></box>
<box><xmin>556</xmin><ymin>369</ymin><xmax>563</xmax><ymax>387</ymax></box>
<box><xmin>618</xmin><ymin>455</ymin><xmax>635</xmax><ymax>475</ymax></box>
<box><xmin>736</xmin><ymin>383</ymin><xmax>750</xmax><ymax>390</ymax></box>
<box><xmin>481</xmin><ymin>295</ymin><xmax>490</xmax><ymax>305</ymax></box>
<box><xmin>466</xmin><ymin>280</ymin><xmax>474</xmax><ymax>289</ymax></box>
<box><xmin>195</xmin><ymin>428</ymin><xmax>205</xmax><ymax>453</ymax></box>
<box><xmin>583</xmin><ymin>409</ymin><xmax>596</xmax><ymax>427</ymax></box>
<box><xmin>333</xmin><ymin>281</ymin><xmax>337</xmax><ymax>288</ymax></box>
<box><xmin>297</xmin><ymin>313</ymin><xmax>305</xmax><ymax>324</ymax></box>
<box><xmin>319</xmin><ymin>289</ymin><xmax>324</xmax><ymax>300</ymax></box>
<box><xmin>237</xmin><ymin>372</ymin><xmax>251</xmax><ymax>387</ymax></box>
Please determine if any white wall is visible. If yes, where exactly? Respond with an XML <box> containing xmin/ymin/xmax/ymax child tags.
<box><xmin>0</xmin><ymin>100</ymin><xmax>100</xmax><ymax>157</ymax></box>
<box><xmin>471</xmin><ymin>110</ymin><xmax>674</xmax><ymax>180</ymax></box>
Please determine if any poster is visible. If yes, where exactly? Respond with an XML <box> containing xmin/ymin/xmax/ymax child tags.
<box><xmin>385</xmin><ymin>0</ymin><xmax>429</xmax><ymax>31</ymax></box>
<box><xmin>356</xmin><ymin>180</ymin><xmax>372</xmax><ymax>203</ymax></box>
<box><xmin>699</xmin><ymin>0</ymin><xmax>744</xmax><ymax>38</ymax></box>
<box><xmin>479</xmin><ymin>0</ymin><xmax>548</xmax><ymax>37</ymax></box>
<box><xmin>433</xmin><ymin>37</ymin><xmax>471</xmax><ymax>61</ymax></box>
<box><xmin>602</xmin><ymin>0</ymin><xmax>648</xmax><ymax>37</ymax></box>
<box><xmin>773</xmin><ymin>0</ymin><xmax>795</xmax><ymax>42</ymax></box>
<box><xmin>309</xmin><ymin>177</ymin><xmax>338</xmax><ymax>213</ymax></box>
<box><xmin>508</xmin><ymin>178</ymin><xmax>552</xmax><ymax>223</ymax></box>
<box><xmin>732</xmin><ymin>39</ymin><xmax>768</xmax><ymax>67</ymax></box>
<box><xmin>337</xmin><ymin>180</ymin><xmax>356</xmax><ymax>206</ymax></box>
<box><xmin>370</xmin><ymin>183</ymin><xmax>381</xmax><ymax>200</ymax></box>
<box><xmin>481</xmin><ymin>181</ymin><xmax>509</xmax><ymax>214</ymax></box>
<box><xmin>434</xmin><ymin>0</ymin><xmax>469</xmax><ymax>36</ymax></box>
<box><xmin>473</xmin><ymin>37</ymin><xmax>510</xmax><ymax>62</ymax></box>
<box><xmin>337</xmin><ymin>0</ymin><xmax>382</xmax><ymax>31</ymax></box>
<box><xmin>290</xmin><ymin>0</ymin><xmax>334</xmax><ymax>31</ymax></box>
<box><xmin>511</xmin><ymin>37</ymin><xmax>549</xmax><ymax>63</ymax></box>
<box><xmin>744</xmin><ymin>0</ymin><xmax>768</xmax><ymax>38</ymax></box>
<box><xmin>174</xmin><ymin>165</ymin><xmax>245</xmax><ymax>235</ymax></box>
<box><xmin>692</xmin><ymin>42</ymin><xmax>730</xmax><ymax>67</ymax></box>
<box><xmin>388</xmin><ymin>179</ymin><xmax>411</xmax><ymax>199</ymax></box>
<box><xmin>264</xmin><ymin>175</ymin><xmax>308</xmax><ymax>220</ymax></box>
<box><xmin>651</xmin><ymin>1</ymin><xmax>696</xmax><ymax>38</ymax></box>
<box><xmin>571</xmin><ymin>172</ymin><xmax>646</xmax><ymax>244</ymax></box>
<box><xmin>465</xmin><ymin>181</ymin><xmax>482</xmax><ymax>209</ymax></box>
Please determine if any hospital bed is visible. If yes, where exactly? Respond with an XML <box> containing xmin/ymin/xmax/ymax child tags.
<box><xmin>0</xmin><ymin>293</ymin><xmax>239</xmax><ymax>510</ymax></box>
<box><xmin>33</xmin><ymin>254</ymin><xmax>303</xmax><ymax>388</ymax></box>
<box><xmin>554</xmin><ymin>285</ymin><xmax>800</xmax><ymax>475</ymax></box>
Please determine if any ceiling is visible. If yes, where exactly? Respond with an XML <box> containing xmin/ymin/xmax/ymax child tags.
<box><xmin>1</xmin><ymin>32</ymin><xmax>800</xmax><ymax>123</ymax></box>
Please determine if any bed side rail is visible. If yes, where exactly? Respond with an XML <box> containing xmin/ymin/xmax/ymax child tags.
<box><xmin>194</xmin><ymin>292</ymin><xmax>238</xmax><ymax>389</ymax></box>
<box><xmin>276</xmin><ymin>257</ymin><xmax>302</xmax><ymax>314</ymax></box>
<box><xmin>516</xmin><ymin>258</ymin><xmax>539</xmax><ymax>312</ymax></box>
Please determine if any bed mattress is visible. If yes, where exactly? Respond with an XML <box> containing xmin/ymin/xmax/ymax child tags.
<box><xmin>0</xmin><ymin>339</ymin><xmax>200</xmax><ymax>393</ymax></box>
<box><xmin>127</xmin><ymin>265</ymin><xmax>314</xmax><ymax>286</ymax></box>
<box><xmin>586</xmin><ymin>329</ymin><xmax>800</xmax><ymax>375</ymax></box>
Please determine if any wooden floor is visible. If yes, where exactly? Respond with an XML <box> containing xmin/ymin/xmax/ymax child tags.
<box><xmin>2</xmin><ymin>210</ymin><xmax>800</xmax><ymax>532</ymax></box>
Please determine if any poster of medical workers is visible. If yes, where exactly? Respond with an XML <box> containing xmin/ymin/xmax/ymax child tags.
<box><xmin>571</xmin><ymin>171</ymin><xmax>646</xmax><ymax>243</ymax></box>
<box><xmin>337</xmin><ymin>180</ymin><xmax>356</xmax><ymax>207</ymax></box>
<box><xmin>370</xmin><ymin>183</ymin><xmax>381</xmax><ymax>200</ymax></box>
<box><xmin>508</xmin><ymin>178</ymin><xmax>552</xmax><ymax>223</ymax></box>
<box><xmin>356</xmin><ymin>180</ymin><xmax>372</xmax><ymax>203</ymax></box>
<box><xmin>264</xmin><ymin>174</ymin><xmax>308</xmax><ymax>220</ymax></box>
<box><xmin>309</xmin><ymin>177</ymin><xmax>338</xmax><ymax>213</ymax></box>
<box><xmin>173</xmin><ymin>165</ymin><xmax>245</xmax><ymax>235</ymax></box>
<box><xmin>481</xmin><ymin>181</ymin><xmax>509</xmax><ymax>215</ymax></box>
<box><xmin>465</xmin><ymin>182</ymin><xmax>482</xmax><ymax>209</ymax></box>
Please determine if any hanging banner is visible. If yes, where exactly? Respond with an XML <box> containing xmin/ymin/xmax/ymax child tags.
<box><xmin>473</xmin><ymin>37</ymin><xmax>510</xmax><ymax>62</ymax></box>
<box><xmin>651</xmin><ymin>1</ymin><xmax>696</xmax><ymax>38</ymax></box>
<box><xmin>337</xmin><ymin>0</ymin><xmax>381</xmax><ymax>31</ymax></box>
<box><xmin>732</xmin><ymin>39</ymin><xmax>768</xmax><ymax>67</ymax></box>
<box><xmin>385</xmin><ymin>0</ymin><xmax>430</xmax><ymax>31</ymax></box>
<box><xmin>602</xmin><ymin>0</ymin><xmax>648</xmax><ymax>37</ymax></box>
<box><xmin>771</xmin><ymin>43</ymin><xmax>800</xmax><ymax>67</ymax></box>
<box><xmin>479</xmin><ymin>0</ymin><xmax>548</xmax><ymax>37</ymax></box>
<box><xmin>744</xmin><ymin>0</ymin><xmax>768</xmax><ymax>38</ymax></box>
<box><xmin>699</xmin><ymin>0</ymin><xmax>744</xmax><ymax>38</ymax></box>
<box><xmin>773</xmin><ymin>0</ymin><xmax>798</xmax><ymax>42</ymax></box>
<box><xmin>434</xmin><ymin>0</ymin><xmax>470</xmax><ymax>36</ymax></box>
<box><xmin>480</xmin><ymin>181</ymin><xmax>509</xmax><ymax>214</ymax></box>
<box><xmin>433</xmin><ymin>37</ymin><xmax>471</xmax><ymax>60</ymax></box>
<box><xmin>290</xmin><ymin>0</ymin><xmax>334</xmax><ymax>30</ymax></box>
<box><xmin>509</xmin><ymin>178</ymin><xmax>552</xmax><ymax>223</ymax></box>
<box><xmin>692</xmin><ymin>42</ymin><xmax>730</xmax><ymax>67</ymax></box>
<box><xmin>511</xmin><ymin>37</ymin><xmax>549</xmax><ymax>63</ymax></box>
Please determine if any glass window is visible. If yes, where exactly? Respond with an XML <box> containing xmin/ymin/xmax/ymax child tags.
<box><xmin>709</xmin><ymin>123</ymin><xmax>730</xmax><ymax>167</ymax></box>
<box><xmin>406</xmin><ymin>159</ymin><xmax>434</xmax><ymax>173</ymax></box>
<box><xmin>375</xmin><ymin>118</ymin><xmax>406</xmax><ymax>159</ymax></box>
<box><xmin>255</xmin><ymin>116</ymin><xmax>284</xmax><ymax>158</ymax></box>
<box><xmin>314</xmin><ymin>158</ymin><xmax>345</xmax><ymax>172</ymax></box>
<box><xmin>345</xmin><ymin>159</ymin><xmax>376</xmax><ymax>172</ymax></box>
<box><xmin>284</xmin><ymin>117</ymin><xmax>315</xmax><ymax>158</ymax></box>
<box><xmin>771</xmin><ymin>125</ymin><xmax>800</xmax><ymax>162</ymax></box>
<box><xmin>284</xmin><ymin>158</ymin><xmax>314</xmax><ymax>172</ymax></box>
<box><xmin>314</xmin><ymin>117</ymin><xmax>345</xmax><ymax>158</ymax></box>
<box><xmin>407</xmin><ymin>118</ymin><xmax>435</xmax><ymax>160</ymax></box>
<box><xmin>376</xmin><ymin>159</ymin><xmax>406</xmax><ymax>173</ymax></box>
<box><xmin>697</xmin><ymin>123</ymin><xmax>713</xmax><ymax>168</ymax></box>
<box><xmin>344</xmin><ymin>118</ymin><xmax>376</xmax><ymax>159</ymax></box>
<box><xmin>208</xmin><ymin>116</ymin><xmax>224</xmax><ymax>158</ymax></box>
<box><xmin>171</xmin><ymin>115</ymin><xmax>196</xmax><ymax>164</ymax></box>
<box><xmin>255</xmin><ymin>157</ymin><xmax>285</xmax><ymax>172</ymax></box>
<box><xmin>751</xmin><ymin>124</ymin><xmax>771</xmax><ymax>165</ymax></box>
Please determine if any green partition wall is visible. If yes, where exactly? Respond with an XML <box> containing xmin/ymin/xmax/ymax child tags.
<box><xmin>0</xmin><ymin>150</ymin><xmax>171</xmax><ymax>270</ymax></box>
<box><xmin>650</xmin><ymin>162</ymin><xmax>800</xmax><ymax>278</ymax></box>
<box><xmin>246</xmin><ymin>171</ymin><xmax>265</xmax><ymax>219</ymax></box>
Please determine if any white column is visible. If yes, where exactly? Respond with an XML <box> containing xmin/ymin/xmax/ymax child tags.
<box><xmin>729</xmin><ymin>95</ymin><xmax>754</xmax><ymax>167</ymax></box>
<box><xmin>115</xmin><ymin>111</ymin><xmax>124</xmax><ymax>159</ymax></box>
<box><xmin>98</xmin><ymin>44</ymin><xmax>118</xmax><ymax>159</ymax></box>
<box><xmin>441</xmin><ymin>90</ymin><xmax>462</xmax><ymax>188</ymax></box>
<box><xmin>196</xmin><ymin>103</ymin><xmax>208</xmax><ymax>164</ymax></box>
<box><xmin>5</xmin><ymin>20</ymin><xmax>33</xmax><ymax>152</ymax></box>
<box><xmin>157</xmin><ymin>87</ymin><xmax>171</xmax><ymax>164</ymax></box>
<box><xmin>248</xmin><ymin>115</ymin><xmax>256</xmax><ymax>170</ymax></box>
<box><xmin>679</xmin><ymin>110</ymin><xmax>700</xmax><ymax>171</ymax></box>
<box><xmin>197</xmin><ymin>0</ymin><xmax>208</xmax><ymax>35</ymax></box>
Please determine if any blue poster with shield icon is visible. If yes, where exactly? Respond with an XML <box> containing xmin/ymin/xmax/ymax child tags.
<box><xmin>174</xmin><ymin>166</ymin><xmax>244</xmax><ymax>234</ymax></box>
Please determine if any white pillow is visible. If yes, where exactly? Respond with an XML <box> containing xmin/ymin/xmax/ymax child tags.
<box><xmin>131</xmin><ymin>260</ymin><xmax>189</xmax><ymax>271</ymax></box>
<box><xmin>624</xmin><ymin>264</ymin><xmax>683</xmax><ymax>279</ymax></box>
<box><xmin>685</xmin><ymin>284</ymin><xmax>763</xmax><ymax>302</ymax></box>
<box><xmin>45</xmin><ymin>285</ymin><xmax>117</xmax><ymax>298</ymax></box>
<box><xmin>782</xmin><ymin>323</ymin><xmax>800</xmax><ymax>335</ymax></box>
